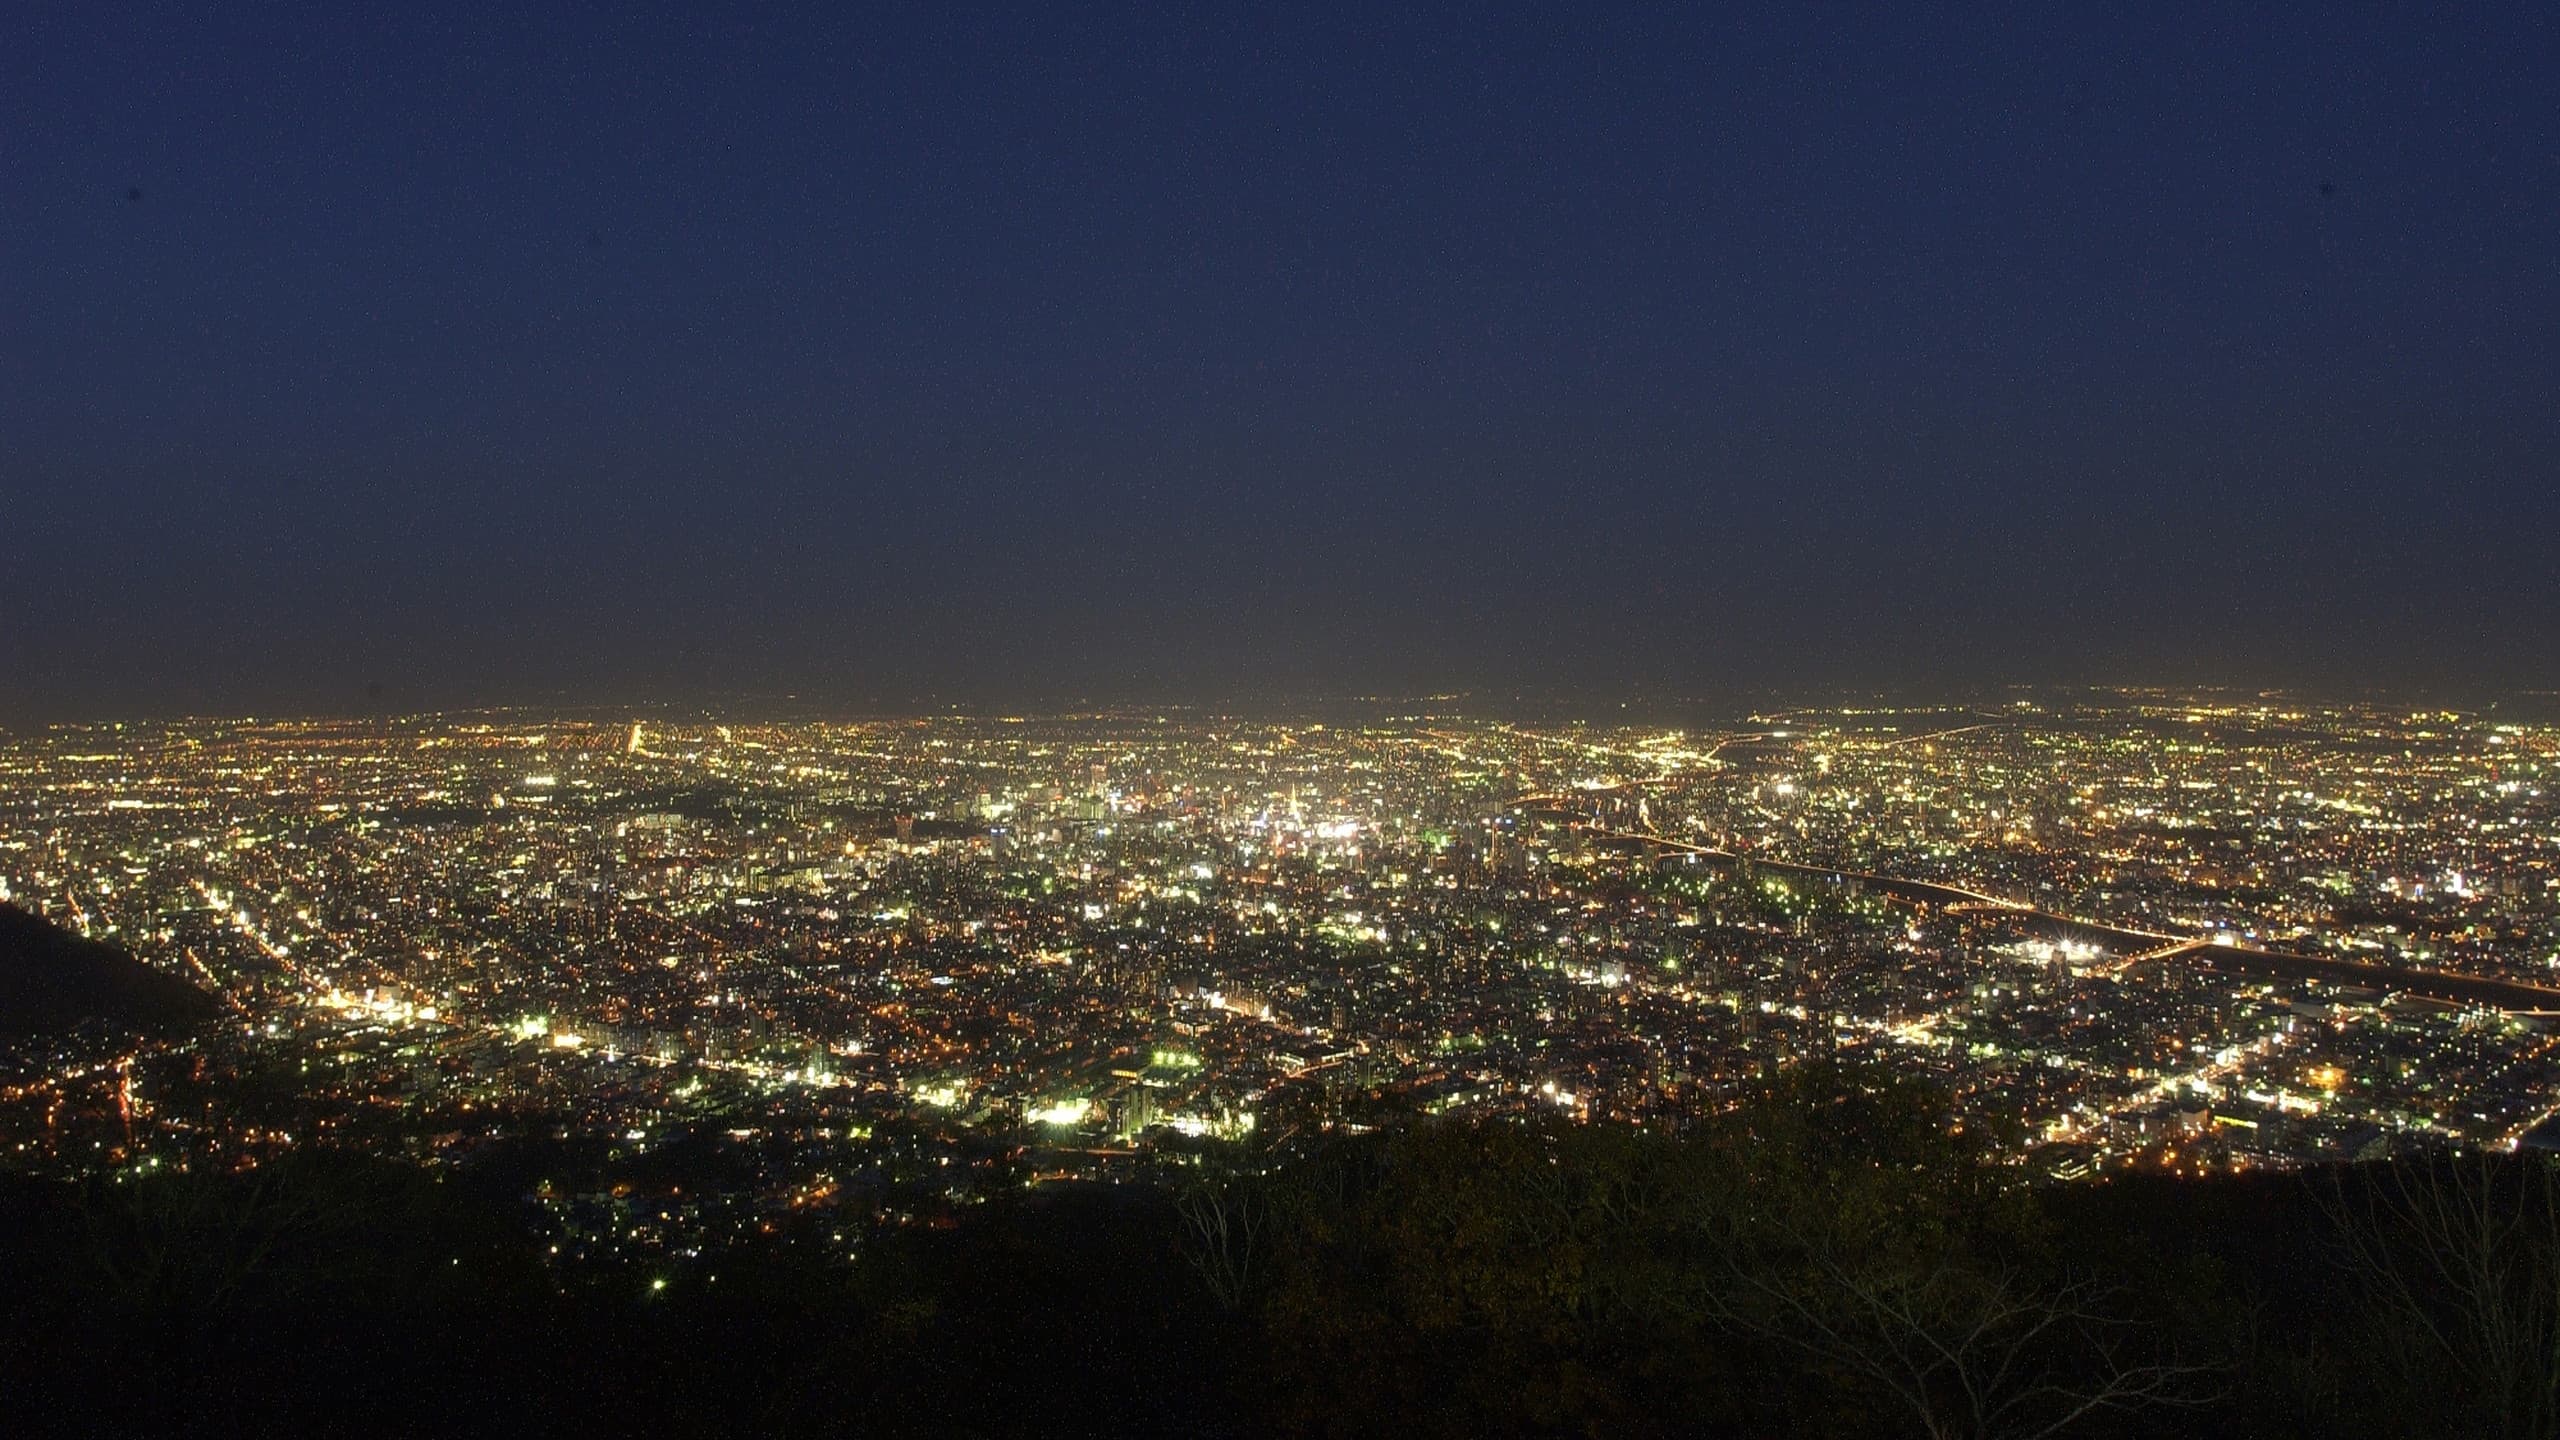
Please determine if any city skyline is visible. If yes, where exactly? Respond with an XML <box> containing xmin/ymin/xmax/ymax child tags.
<box><xmin>8</xmin><ymin>685</ymin><xmax>2557</xmax><ymax>1435</ymax></box>
<box><xmin>12</xmin><ymin>691</ymin><xmax>2558</xmax><ymax>1179</ymax></box>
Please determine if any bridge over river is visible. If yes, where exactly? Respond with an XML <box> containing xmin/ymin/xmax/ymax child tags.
<box><xmin>1596</xmin><ymin>829</ymin><xmax>2560</xmax><ymax>1018</ymax></box>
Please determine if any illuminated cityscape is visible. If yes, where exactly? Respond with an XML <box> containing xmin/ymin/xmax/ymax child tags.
<box><xmin>7</xmin><ymin>692</ymin><xmax>2555</xmax><ymax>1272</ymax></box>
<box><xmin>12</xmin><ymin>3</ymin><xmax>2560</xmax><ymax>1431</ymax></box>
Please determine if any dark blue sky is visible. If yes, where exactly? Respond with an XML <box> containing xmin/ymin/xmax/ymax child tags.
<box><xmin>6</xmin><ymin>3</ymin><xmax>2556</xmax><ymax>718</ymax></box>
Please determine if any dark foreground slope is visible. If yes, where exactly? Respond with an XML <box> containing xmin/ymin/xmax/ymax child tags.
<box><xmin>0</xmin><ymin>902</ymin><xmax>220</xmax><ymax>1036</ymax></box>
<box><xmin>1</xmin><ymin>1071</ymin><xmax>2545</xmax><ymax>1440</ymax></box>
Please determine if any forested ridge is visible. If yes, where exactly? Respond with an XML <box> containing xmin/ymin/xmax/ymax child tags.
<box><xmin>4</xmin><ymin>1065</ymin><xmax>2551</xmax><ymax>1438</ymax></box>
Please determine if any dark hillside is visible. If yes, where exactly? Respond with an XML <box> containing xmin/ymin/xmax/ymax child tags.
<box><xmin>0</xmin><ymin>902</ymin><xmax>220</xmax><ymax>1036</ymax></box>
<box><xmin>0</xmin><ymin>1068</ymin><xmax>2541</xmax><ymax>1439</ymax></box>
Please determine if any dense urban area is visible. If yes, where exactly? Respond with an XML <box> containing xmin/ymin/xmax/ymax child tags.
<box><xmin>12</xmin><ymin>690</ymin><xmax>2560</xmax><ymax>1437</ymax></box>
<box><xmin>6</xmin><ymin>693</ymin><xmax>2558</xmax><ymax>1258</ymax></box>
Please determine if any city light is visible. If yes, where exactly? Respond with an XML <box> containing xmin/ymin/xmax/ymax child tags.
<box><xmin>2</xmin><ymin>694</ymin><xmax>2555</xmax><ymax>1248</ymax></box>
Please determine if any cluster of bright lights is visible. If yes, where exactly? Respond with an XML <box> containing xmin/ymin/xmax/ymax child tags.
<box><xmin>1027</xmin><ymin>1099</ymin><xmax>1092</xmax><ymax>1127</ymax></box>
<box><xmin>317</xmin><ymin>988</ymin><xmax>439</xmax><ymax>1023</ymax></box>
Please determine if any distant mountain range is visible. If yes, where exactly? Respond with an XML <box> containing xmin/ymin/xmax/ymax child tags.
<box><xmin>0</xmin><ymin>903</ymin><xmax>220</xmax><ymax>1036</ymax></box>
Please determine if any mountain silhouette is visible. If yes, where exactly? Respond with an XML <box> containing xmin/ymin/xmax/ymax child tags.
<box><xmin>0</xmin><ymin>903</ymin><xmax>220</xmax><ymax>1036</ymax></box>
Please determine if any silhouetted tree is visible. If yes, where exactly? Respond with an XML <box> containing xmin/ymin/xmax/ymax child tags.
<box><xmin>1174</xmin><ymin>1166</ymin><xmax>1275</xmax><ymax>1311</ymax></box>
<box><xmin>2323</xmin><ymin>1155</ymin><xmax>2560</xmax><ymax>1440</ymax></box>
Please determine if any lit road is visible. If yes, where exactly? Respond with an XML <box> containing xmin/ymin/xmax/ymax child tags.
<box><xmin>1591</xmin><ymin>828</ymin><xmax>2560</xmax><ymax>1015</ymax></box>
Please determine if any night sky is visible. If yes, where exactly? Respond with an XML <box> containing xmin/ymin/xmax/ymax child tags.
<box><xmin>7</xmin><ymin>3</ymin><xmax>2557</xmax><ymax>720</ymax></box>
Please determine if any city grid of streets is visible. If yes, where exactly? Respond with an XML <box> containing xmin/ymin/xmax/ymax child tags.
<box><xmin>5</xmin><ymin>692</ymin><xmax>2558</xmax><ymax>1266</ymax></box>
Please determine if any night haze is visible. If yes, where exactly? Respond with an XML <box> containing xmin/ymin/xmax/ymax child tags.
<box><xmin>7</xmin><ymin>3</ymin><xmax>2554</xmax><ymax>718</ymax></box>
<box><xmin>17</xmin><ymin>12</ymin><xmax>2560</xmax><ymax>1433</ymax></box>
